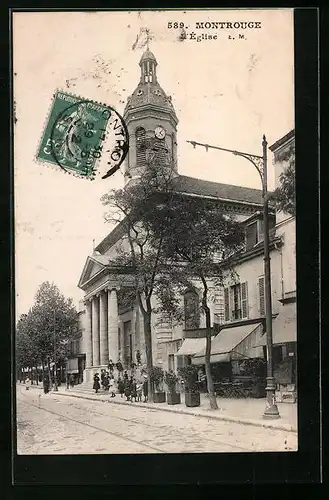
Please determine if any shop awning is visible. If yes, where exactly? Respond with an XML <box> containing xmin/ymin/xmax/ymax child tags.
<box><xmin>254</xmin><ymin>303</ymin><xmax>296</xmax><ymax>347</ymax></box>
<box><xmin>192</xmin><ymin>323</ymin><xmax>263</xmax><ymax>365</ymax></box>
<box><xmin>175</xmin><ymin>337</ymin><xmax>214</xmax><ymax>357</ymax></box>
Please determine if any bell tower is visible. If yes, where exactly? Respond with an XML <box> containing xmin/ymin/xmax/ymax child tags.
<box><xmin>123</xmin><ymin>49</ymin><xmax>179</xmax><ymax>184</ymax></box>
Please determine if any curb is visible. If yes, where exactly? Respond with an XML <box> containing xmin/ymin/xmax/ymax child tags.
<box><xmin>24</xmin><ymin>385</ymin><xmax>297</xmax><ymax>433</ymax></box>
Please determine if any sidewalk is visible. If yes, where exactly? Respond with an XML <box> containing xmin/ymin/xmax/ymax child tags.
<box><xmin>23</xmin><ymin>383</ymin><xmax>298</xmax><ymax>433</ymax></box>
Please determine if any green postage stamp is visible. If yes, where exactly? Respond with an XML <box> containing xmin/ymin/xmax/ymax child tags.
<box><xmin>36</xmin><ymin>91</ymin><xmax>129</xmax><ymax>179</ymax></box>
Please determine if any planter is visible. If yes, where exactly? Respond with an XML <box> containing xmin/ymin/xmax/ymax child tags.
<box><xmin>251</xmin><ymin>383</ymin><xmax>266</xmax><ymax>398</ymax></box>
<box><xmin>185</xmin><ymin>391</ymin><xmax>200</xmax><ymax>407</ymax></box>
<box><xmin>154</xmin><ymin>391</ymin><xmax>166</xmax><ymax>403</ymax></box>
<box><xmin>167</xmin><ymin>392</ymin><xmax>181</xmax><ymax>405</ymax></box>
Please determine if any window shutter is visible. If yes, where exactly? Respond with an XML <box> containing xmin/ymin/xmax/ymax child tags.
<box><xmin>229</xmin><ymin>286</ymin><xmax>235</xmax><ymax>320</ymax></box>
<box><xmin>224</xmin><ymin>287</ymin><xmax>230</xmax><ymax>321</ymax></box>
<box><xmin>258</xmin><ymin>277</ymin><xmax>265</xmax><ymax>316</ymax></box>
<box><xmin>241</xmin><ymin>282</ymin><xmax>249</xmax><ymax>318</ymax></box>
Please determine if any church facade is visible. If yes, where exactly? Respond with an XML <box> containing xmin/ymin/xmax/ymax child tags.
<box><xmin>77</xmin><ymin>49</ymin><xmax>267</xmax><ymax>383</ymax></box>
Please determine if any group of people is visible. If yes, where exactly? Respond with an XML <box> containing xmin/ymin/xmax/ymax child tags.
<box><xmin>92</xmin><ymin>359</ymin><xmax>149</xmax><ymax>403</ymax></box>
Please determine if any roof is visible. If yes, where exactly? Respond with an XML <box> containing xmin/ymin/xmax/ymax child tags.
<box><xmin>140</xmin><ymin>49</ymin><xmax>157</xmax><ymax>64</ymax></box>
<box><xmin>124</xmin><ymin>82</ymin><xmax>176</xmax><ymax>115</ymax></box>
<box><xmin>269</xmin><ymin>129</ymin><xmax>295</xmax><ymax>152</ymax></box>
<box><xmin>173</xmin><ymin>175</ymin><xmax>264</xmax><ymax>206</ymax></box>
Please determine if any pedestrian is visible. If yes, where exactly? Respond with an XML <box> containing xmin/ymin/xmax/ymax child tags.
<box><xmin>25</xmin><ymin>375</ymin><xmax>30</xmax><ymax>390</ymax></box>
<box><xmin>103</xmin><ymin>372</ymin><xmax>109</xmax><ymax>392</ymax></box>
<box><xmin>123</xmin><ymin>370</ymin><xmax>128</xmax><ymax>382</ymax></box>
<box><xmin>69</xmin><ymin>373</ymin><xmax>75</xmax><ymax>389</ymax></box>
<box><xmin>118</xmin><ymin>377</ymin><xmax>125</xmax><ymax>398</ymax></box>
<box><xmin>66</xmin><ymin>373</ymin><xmax>70</xmax><ymax>389</ymax></box>
<box><xmin>124</xmin><ymin>377</ymin><xmax>131</xmax><ymax>401</ymax></box>
<box><xmin>109</xmin><ymin>376</ymin><xmax>116</xmax><ymax>397</ymax></box>
<box><xmin>43</xmin><ymin>374</ymin><xmax>50</xmax><ymax>394</ymax></box>
<box><xmin>136</xmin><ymin>380</ymin><xmax>143</xmax><ymax>402</ymax></box>
<box><xmin>108</xmin><ymin>359</ymin><xmax>114</xmax><ymax>375</ymax></box>
<box><xmin>93</xmin><ymin>373</ymin><xmax>100</xmax><ymax>394</ymax></box>
<box><xmin>116</xmin><ymin>358</ymin><xmax>123</xmax><ymax>375</ymax></box>
<box><xmin>101</xmin><ymin>369</ymin><xmax>106</xmax><ymax>389</ymax></box>
<box><xmin>130</xmin><ymin>377</ymin><xmax>137</xmax><ymax>402</ymax></box>
<box><xmin>142</xmin><ymin>375</ymin><xmax>148</xmax><ymax>403</ymax></box>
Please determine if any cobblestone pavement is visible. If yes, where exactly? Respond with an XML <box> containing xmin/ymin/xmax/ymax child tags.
<box><xmin>16</xmin><ymin>386</ymin><xmax>297</xmax><ymax>455</ymax></box>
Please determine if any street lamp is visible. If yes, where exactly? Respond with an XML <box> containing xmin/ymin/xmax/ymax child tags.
<box><xmin>187</xmin><ymin>136</ymin><xmax>280</xmax><ymax>419</ymax></box>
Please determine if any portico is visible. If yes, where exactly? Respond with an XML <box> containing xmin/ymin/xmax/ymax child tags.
<box><xmin>82</xmin><ymin>287</ymin><xmax>119</xmax><ymax>383</ymax></box>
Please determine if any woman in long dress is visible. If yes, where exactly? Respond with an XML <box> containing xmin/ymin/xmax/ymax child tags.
<box><xmin>93</xmin><ymin>373</ymin><xmax>100</xmax><ymax>394</ymax></box>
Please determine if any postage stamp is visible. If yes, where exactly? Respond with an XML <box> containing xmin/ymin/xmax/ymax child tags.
<box><xmin>36</xmin><ymin>91</ymin><xmax>129</xmax><ymax>179</ymax></box>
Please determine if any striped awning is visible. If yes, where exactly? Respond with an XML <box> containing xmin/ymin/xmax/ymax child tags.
<box><xmin>175</xmin><ymin>337</ymin><xmax>214</xmax><ymax>356</ymax></box>
<box><xmin>254</xmin><ymin>303</ymin><xmax>296</xmax><ymax>347</ymax></box>
<box><xmin>192</xmin><ymin>323</ymin><xmax>263</xmax><ymax>365</ymax></box>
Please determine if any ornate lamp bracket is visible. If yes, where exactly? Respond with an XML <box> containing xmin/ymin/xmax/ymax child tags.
<box><xmin>233</xmin><ymin>151</ymin><xmax>264</xmax><ymax>183</ymax></box>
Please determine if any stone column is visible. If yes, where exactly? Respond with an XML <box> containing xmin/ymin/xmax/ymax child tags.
<box><xmin>92</xmin><ymin>296</ymin><xmax>100</xmax><ymax>366</ymax></box>
<box><xmin>84</xmin><ymin>299</ymin><xmax>93</xmax><ymax>368</ymax></box>
<box><xmin>99</xmin><ymin>291</ymin><xmax>108</xmax><ymax>366</ymax></box>
<box><xmin>108</xmin><ymin>289</ymin><xmax>119</xmax><ymax>363</ymax></box>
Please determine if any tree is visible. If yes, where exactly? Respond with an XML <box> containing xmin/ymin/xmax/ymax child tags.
<box><xmin>101</xmin><ymin>164</ymin><xmax>177</xmax><ymax>403</ymax></box>
<box><xmin>273</xmin><ymin>146</ymin><xmax>295</xmax><ymax>216</ymax></box>
<box><xmin>151</xmin><ymin>195</ymin><xmax>245</xmax><ymax>410</ymax></box>
<box><xmin>16</xmin><ymin>282</ymin><xmax>80</xmax><ymax>381</ymax></box>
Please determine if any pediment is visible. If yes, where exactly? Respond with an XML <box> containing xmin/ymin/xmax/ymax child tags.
<box><xmin>78</xmin><ymin>256</ymin><xmax>107</xmax><ymax>289</ymax></box>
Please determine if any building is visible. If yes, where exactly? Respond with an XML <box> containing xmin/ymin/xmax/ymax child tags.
<box><xmin>65</xmin><ymin>300</ymin><xmax>86</xmax><ymax>384</ymax></box>
<box><xmin>77</xmin><ymin>48</ymin><xmax>275</xmax><ymax>384</ymax></box>
<box><xmin>190</xmin><ymin>130</ymin><xmax>296</xmax><ymax>402</ymax></box>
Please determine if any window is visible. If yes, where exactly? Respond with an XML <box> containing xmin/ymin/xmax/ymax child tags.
<box><xmin>184</xmin><ymin>290</ymin><xmax>200</xmax><ymax>330</ymax></box>
<box><xmin>245</xmin><ymin>219</ymin><xmax>264</xmax><ymax>250</ymax></box>
<box><xmin>258</xmin><ymin>276</ymin><xmax>265</xmax><ymax>316</ymax></box>
<box><xmin>224</xmin><ymin>282</ymin><xmax>249</xmax><ymax>321</ymax></box>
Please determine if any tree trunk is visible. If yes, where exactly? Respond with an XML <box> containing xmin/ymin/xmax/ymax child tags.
<box><xmin>144</xmin><ymin>310</ymin><xmax>154</xmax><ymax>403</ymax></box>
<box><xmin>204</xmin><ymin>314</ymin><xmax>218</xmax><ymax>410</ymax></box>
<box><xmin>47</xmin><ymin>358</ymin><xmax>52</xmax><ymax>390</ymax></box>
<box><xmin>201</xmin><ymin>279</ymin><xmax>218</xmax><ymax>410</ymax></box>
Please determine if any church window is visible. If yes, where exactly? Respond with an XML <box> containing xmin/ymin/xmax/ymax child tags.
<box><xmin>184</xmin><ymin>290</ymin><xmax>200</xmax><ymax>330</ymax></box>
<box><xmin>136</xmin><ymin>127</ymin><xmax>146</xmax><ymax>167</ymax></box>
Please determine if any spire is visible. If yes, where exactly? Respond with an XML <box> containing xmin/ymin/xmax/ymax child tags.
<box><xmin>139</xmin><ymin>48</ymin><xmax>158</xmax><ymax>84</ymax></box>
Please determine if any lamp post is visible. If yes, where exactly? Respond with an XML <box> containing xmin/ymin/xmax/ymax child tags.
<box><xmin>187</xmin><ymin>136</ymin><xmax>280</xmax><ymax>419</ymax></box>
<box><xmin>53</xmin><ymin>309</ymin><xmax>58</xmax><ymax>391</ymax></box>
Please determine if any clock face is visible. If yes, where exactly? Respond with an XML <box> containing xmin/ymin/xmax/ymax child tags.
<box><xmin>154</xmin><ymin>126</ymin><xmax>165</xmax><ymax>139</ymax></box>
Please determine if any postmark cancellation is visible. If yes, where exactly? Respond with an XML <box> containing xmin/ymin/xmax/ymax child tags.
<box><xmin>36</xmin><ymin>90</ymin><xmax>129</xmax><ymax>180</ymax></box>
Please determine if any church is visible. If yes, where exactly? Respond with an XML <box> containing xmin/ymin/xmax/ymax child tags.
<box><xmin>77</xmin><ymin>48</ymin><xmax>270</xmax><ymax>384</ymax></box>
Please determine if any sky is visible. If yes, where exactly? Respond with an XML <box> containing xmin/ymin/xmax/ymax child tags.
<box><xmin>13</xmin><ymin>9</ymin><xmax>294</xmax><ymax>317</ymax></box>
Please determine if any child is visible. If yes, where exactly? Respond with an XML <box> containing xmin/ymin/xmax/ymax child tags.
<box><xmin>136</xmin><ymin>381</ymin><xmax>143</xmax><ymax>402</ymax></box>
<box><xmin>130</xmin><ymin>378</ymin><xmax>137</xmax><ymax>403</ymax></box>
<box><xmin>109</xmin><ymin>376</ymin><xmax>116</xmax><ymax>398</ymax></box>
<box><xmin>118</xmin><ymin>377</ymin><xmax>125</xmax><ymax>398</ymax></box>
<box><xmin>142</xmin><ymin>376</ymin><xmax>148</xmax><ymax>403</ymax></box>
<box><xmin>124</xmin><ymin>379</ymin><xmax>131</xmax><ymax>401</ymax></box>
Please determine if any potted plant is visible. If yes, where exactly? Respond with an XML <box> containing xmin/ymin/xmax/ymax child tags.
<box><xmin>165</xmin><ymin>371</ymin><xmax>181</xmax><ymax>405</ymax></box>
<box><xmin>178</xmin><ymin>365</ymin><xmax>200</xmax><ymax>407</ymax></box>
<box><xmin>150</xmin><ymin>366</ymin><xmax>166</xmax><ymax>403</ymax></box>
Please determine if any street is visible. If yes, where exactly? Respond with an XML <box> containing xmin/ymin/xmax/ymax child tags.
<box><xmin>16</xmin><ymin>386</ymin><xmax>297</xmax><ymax>454</ymax></box>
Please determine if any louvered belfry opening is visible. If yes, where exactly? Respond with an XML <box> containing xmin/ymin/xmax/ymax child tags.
<box><xmin>136</xmin><ymin>127</ymin><xmax>146</xmax><ymax>167</ymax></box>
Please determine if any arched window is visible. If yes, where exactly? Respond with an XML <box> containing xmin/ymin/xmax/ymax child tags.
<box><xmin>184</xmin><ymin>290</ymin><xmax>200</xmax><ymax>330</ymax></box>
<box><xmin>135</xmin><ymin>127</ymin><xmax>146</xmax><ymax>167</ymax></box>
